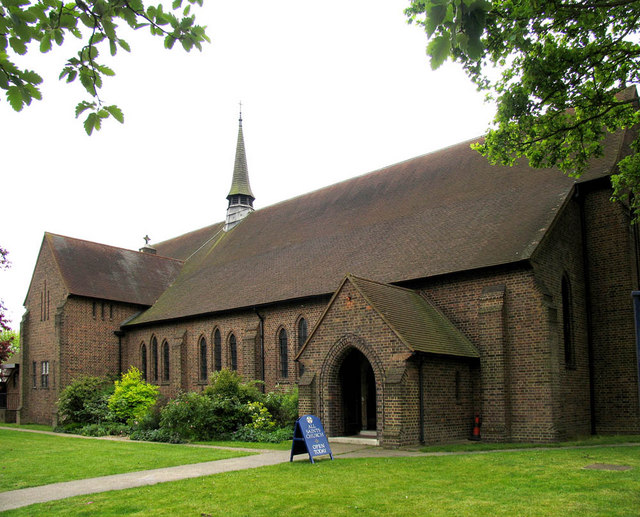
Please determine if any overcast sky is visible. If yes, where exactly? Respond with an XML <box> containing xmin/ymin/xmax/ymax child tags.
<box><xmin>1</xmin><ymin>0</ymin><xmax>495</xmax><ymax>328</ymax></box>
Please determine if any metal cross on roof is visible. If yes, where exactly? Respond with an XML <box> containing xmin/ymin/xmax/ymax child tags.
<box><xmin>143</xmin><ymin>235</ymin><xmax>151</xmax><ymax>245</ymax></box>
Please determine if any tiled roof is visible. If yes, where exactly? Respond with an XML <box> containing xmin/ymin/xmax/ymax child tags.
<box><xmin>126</xmin><ymin>127</ymin><xmax>627</xmax><ymax>326</ymax></box>
<box><xmin>45</xmin><ymin>233</ymin><xmax>184</xmax><ymax>306</ymax></box>
<box><xmin>154</xmin><ymin>223</ymin><xmax>224</xmax><ymax>261</ymax></box>
<box><xmin>347</xmin><ymin>275</ymin><xmax>479</xmax><ymax>358</ymax></box>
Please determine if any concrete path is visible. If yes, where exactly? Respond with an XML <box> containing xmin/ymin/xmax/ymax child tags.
<box><xmin>0</xmin><ymin>429</ymin><xmax>414</xmax><ymax>512</ymax></box>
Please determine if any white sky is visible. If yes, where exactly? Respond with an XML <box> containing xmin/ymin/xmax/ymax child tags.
<box><xmin>0</xmin><ymin>0</ymin><xmax>495</xmax><ymax>328</ymax></box>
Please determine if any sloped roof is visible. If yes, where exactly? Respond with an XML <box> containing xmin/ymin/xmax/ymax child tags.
<box><xmin>45</xmin><ymin>233</ymin><xmax>184</xmax><ymax>306</ymax></box>
<box><xmin>154</xmin><ymin>223</ymin><xmax>224</xmax><ymax>261</ymax></box>
<box><xmin>126</xmin><ymin>128</ymin><xmax>628</xmax><ymax>326</ymax></box>
<box><xmin>347</xmin><ymin>275</ymin><xmax>479</xmax><ymax>358</ymax></box>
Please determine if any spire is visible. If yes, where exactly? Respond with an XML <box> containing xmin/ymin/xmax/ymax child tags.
<box><xmin>227</xmin><ymin>105</ymin><xmax>254</xmax><ymax>200</ymax></box>
<box><xmin>224</xmin><ymin>105</ymin><xmax>255</xmax><ymax>231</ymax></box>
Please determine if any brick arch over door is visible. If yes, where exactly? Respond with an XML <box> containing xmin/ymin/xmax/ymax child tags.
<box><xmin>318</xmin><ymin>333</ymin><xmax>384</xmax><ymax>438</ymax></box>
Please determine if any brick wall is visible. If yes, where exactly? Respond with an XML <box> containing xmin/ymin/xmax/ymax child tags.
<box><xmin>584</xmin><ymin>184</ymin><xmax>640</xmax><ymax>433</ymax></box>
<box><xmin>59</xmin><ymin>297</ymin><xmax>141</xmax><ymax>385</ymax></box>
<box><xmin>531</xmin><ymin>193</ymin><xmax>592</xmax><ymax>440</ymax></box>
<box><xmin>20</xmin><ymin>241</ymin><xmax>67</xmax><ymax>424</ymax></box>
<box><xmin>122</xmin><ymin>298</ymin><xmax>328</xmax><ymax>400</ymax></box>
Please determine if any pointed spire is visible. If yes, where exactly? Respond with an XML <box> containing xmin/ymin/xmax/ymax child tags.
<box><xmin>227</xmin><ymin>104</ymin><xmax>254</xmax><ymax>200</ymax></box>
<box><xmin>224</xmin><ymin>105</ymin><xmax>255</xmax><ymax>231</ymax></box>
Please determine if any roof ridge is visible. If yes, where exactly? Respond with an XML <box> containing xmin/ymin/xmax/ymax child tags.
<box><xmin>45</xmin><ymin>232</ymin><xmax>184</xmax><ymax>264</ymax></box>
<box><xmin>347</xmin><ymin>273</ymin><xmax>416</xmax><ymax>294</ymax></box>
<box><xmin>255</xmin><ymin>137</ymin><xmax>485</xmax><ymax>214</ymax></box>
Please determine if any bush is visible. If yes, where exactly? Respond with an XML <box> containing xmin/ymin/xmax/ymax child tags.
<box><xmin>108</xmin><ymin>367</ymin><xmax>159</xmax><ymax>425</ymax></box>
<box><xmin>204</xmin><ymin>369</ymin><xmax>263</xmax><ymax>404</ymax></box>
<box><xmin>130</xmin><ymin>428</ymin><xmax>184</xmax><ymax>444</ymax></box>
<box><xmin>233</xmin><ymin>425</ymin><xmax>293</xmax><ymax>443</ymax></box>
<box><xmin>159</xmin><ymin>391</ymin><xmax>251</xmax><ymax>441</ymax></box>
<box><xmin>130</xmin><ymin>398</ymin><xmax>166</xmax><ymax>432</ymax></box>
<box><xmin>54</xmin><ymin>422</ymin><xmax>84</xmax><ymax>434</ymax></box>
<box><xmin>245</xmin><ymin>401</ymin><xmax>276</xmax><ymax>431</ymax></box>
<box><xmin>57</xmin><ymin>375</ymin><xmax>114</xmax><ymax>426</ymax></box>
<box><xmin>264</xmin><ymin>386</ymin><xmax>298</xmax><ymax>428</ymax></box>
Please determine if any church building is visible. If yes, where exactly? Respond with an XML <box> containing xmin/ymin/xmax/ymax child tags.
<box><xmin>8</xmin><ymin>106</ymin><xmax>640</xmax><ymax>446</ymax></box>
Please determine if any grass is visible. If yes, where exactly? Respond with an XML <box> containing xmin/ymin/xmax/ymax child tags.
<box><xmin>0</xmin><ymin>423</ymin><xmax>54</xmax><ymax>432</ymax></box>
<box><xmin>4</xmin><ymin>445</ymin><xmax>639</xmax><ymax>516</ymax></box>
<box><xmin>0</xmin><ymin>429</ymin><xmax>253</xmax><ymax>492</ymax></box>
<box><xmin>420</xmin><ymin>434</ymin><xmax>640</xmax><ymax>453</ymax></box>
<box><xmin>193</xmin><ymin>439</ymin><xmax>292</xmax><ymax>450</ymax></box>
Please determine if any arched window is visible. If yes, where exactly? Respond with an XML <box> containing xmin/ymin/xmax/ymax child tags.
<box><xmin>141</xmin><ymin>343</ymin><xmax>147</xmax><ymax>381</ymax></box>
<box><xmin>151</xmin><ymin>336</ymin><xmax>158</xmax><ymax>382</ymax></box>
<box><xmin>214</xmin><ymin>329</ymin><xmax>222</xmax><ymax>371</ymax></box>
<box><xmin>229</xmin><ymin>333</ymin><xmax>237</xmax><ymax>371</ymax></box>
<box><xmin>297</xmin><ymin>318</ymin><xmax>307</xmax><ymax>376</ymax></box>
<box><xmin>163</xmin><ymin>341</ymin><xmax>170</xmax><ymax>381</ymax></box>
<box><xmin>199</xmin><ymin>336</ymin><xmax>208</xmax><ymax>381</ymax></box>
<box><xmin>279</xmin><ymin>328</ymin><xmax>288</xmax><ymax>378</ymax></box>
<box><xmin>562</xmin><ymin>275</ymin><xmax>576</xmax><ymax>368</ymax></box>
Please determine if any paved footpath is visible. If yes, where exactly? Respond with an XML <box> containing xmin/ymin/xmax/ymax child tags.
<box><xmin>0</xmin><ymin>428</ymin><xmax>422</xmax><ymax>512</ymax></box>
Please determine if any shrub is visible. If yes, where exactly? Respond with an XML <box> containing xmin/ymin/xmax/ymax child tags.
<box><xmin>57</xmin><ymin>375</ymin><xmax>114</xmax><ymax>426</ymax></box>
<box><xmin>108</xmin><ymin>367</ymin><xmax>159</xmax><ymax>425</ymax></box>
<box><xmin>233</xmin><ymin>425</ymin><xmax>293</xmax><ymax>444</ymax></box>
<box><xmin>204</xmin><ymin>368</ymin><xmax>263</xmax><ymax>404</ymax></box>
<box><xmin>130</xmin><ymin>428</ymin><xmax>184</xmax><ymax>444</ymax></box>
<box><xmin>246</xmin><ymin>401</ymin><xmax>276</xmax><ymax>431</ymax></box>
<box><xmin>78</xmin><ymin>423</ymin><xmax>129</xmax><ymax>437</ymax></box>
<box><xmin>159</xmin><ymin>391</ymin><xmax>251</xmax><ymax>441</ymax></box>
<box><xmin>264</xmin><ymin>386</ymin><xmax>298</xmax><ymax>428</ymax></box>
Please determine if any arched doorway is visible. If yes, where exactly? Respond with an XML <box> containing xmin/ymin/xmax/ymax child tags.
<box><xmin>339</xmin><ymin>348</ymin><xmax>376</xmax><ymax>435</ymax></box>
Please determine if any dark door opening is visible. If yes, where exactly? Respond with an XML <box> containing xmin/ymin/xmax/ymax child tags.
<box><xmin>339</xmin><ymin>348</ymin><xmax>376</xmax><ymax>435</ymax></box>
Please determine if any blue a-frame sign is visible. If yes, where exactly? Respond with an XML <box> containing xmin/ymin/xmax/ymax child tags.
<box><xmin>290</xmin><ymin>414</ymin><xmax>333</xmax><ymax>463</ymax></box>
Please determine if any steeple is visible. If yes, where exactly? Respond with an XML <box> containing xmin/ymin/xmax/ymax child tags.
<box><xmin>224</xmin><ymin>106</ymin><xmax>255</xmax><ymax>231</ymax></box>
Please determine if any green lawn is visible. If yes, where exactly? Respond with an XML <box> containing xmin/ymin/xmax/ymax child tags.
<box><xmin>0</xmin><ymin>429</ymin><xmax>252</xmax><ymax>492</ymax></box>
<box><xmin>420</xmin><ymin>434</ymin><xmax>640</xmax><ymax>453</ymax></box>
<box><xmin>0</xmin><ymin>423</ymin><xmax>54</xmax><ymax>432</ymax></box>
<box><xmin>4</xmin><ymin>445</ymin><xmax>639</xmax><ymax>516</ymax></box>
<box><xmin>193</xmin><ymin>439</ymin><xmax>292</xmax><ymax>450</ymax></box>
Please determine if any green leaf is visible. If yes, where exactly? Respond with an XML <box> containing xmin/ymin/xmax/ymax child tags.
<box><xmin>97</xmin><ymin>64</ymin><xmax>115</xmax><ymax>76</ymax></box>
<box><xmin>75</xmin><ymin>100</ymin><xmax>94</xmax><ymax>118</ymax></box>
<box><xmin>118</xmin><ymin>38</ymin><xmax>130</xmax><ymax>52</ymax></box>
<box><xmin>172</xmin><ymin>0</ymin><xmax>182</xmax><ymax>8</ymax></box>
<box><xmin>83</xmin><ymin>112</ymin><xmax>97</xmax><ymax>135</ymax></box>
<box><xmin>6</xmin><ymin>86</ymin><xmax>24</xmax><ymax>111</ymax></box>
<box><xmin>105</xmin><ymin>104</ymin><xmax>124</xmax><ymax>123</ymax></box>
<box><xmin>53</xmin><ymin>29</ymin><xmax>64</xmax><ymax>46</ymax></box>
<box><xmin>181</xmin><ymin>37</ymin><xmax>193</xmax><ymax>51</ymax></box>
<box><xmin>9</xmin><ymin>37</ymin><xmax>27</xmax><ymax>55</ymax></box>
<box><xmin>164</xmin><ymin>35</ymin><xmax>176</xmax><ymax>49</ymax></box>
<box><xmin>21</xmin><ymin>70</ymin><xmax>42</xmax><ymax>84</ymax></box>
<box><xmin>425</xmin><ymin>4</ymin><xmax>447</xmax><ymax>37</ymax></box>
<box><xmin>427</xmin><ymin>35</ymin><xmax>451</xmax><ymax>69</ymax></box>
<box><xmin>39</xmin><ymin>33</ymin><xmax>52</xmax><ymax>53</ymax></box>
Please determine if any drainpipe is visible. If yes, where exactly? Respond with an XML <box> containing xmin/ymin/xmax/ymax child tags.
<box><xmin>418</xmin><ymin>353</ymin><xmax>425</xmax><ymax>444</ymax></box>
<box><xmin>576</xmin><ymin>185</ymin><xmax>597</xmax><ymax>435</ymax></box>
<box><xmin>255</xmin><ymin>310</ymin><xmax>265</xmax><ymax>392</ymax></box>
